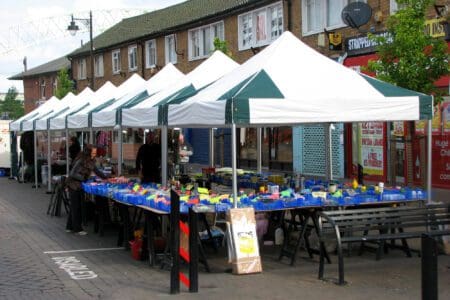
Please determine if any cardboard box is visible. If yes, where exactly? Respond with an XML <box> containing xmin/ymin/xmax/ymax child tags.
<box><xmin>231</xmin><ymin>257</ymin><xmax>262</xmax><ymax>275</ymax></box>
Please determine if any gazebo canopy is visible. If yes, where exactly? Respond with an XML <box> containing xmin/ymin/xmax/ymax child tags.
<box><xmin>167</xmin><ymin>31</ymin><xmax>432</xmax><ymax>128</ymax></box>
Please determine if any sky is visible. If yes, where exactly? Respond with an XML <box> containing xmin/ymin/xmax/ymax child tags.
<box><xmin>0</xmin><ymin>0</ymin><xmax>185</xmax><ymax>93</ymax></box>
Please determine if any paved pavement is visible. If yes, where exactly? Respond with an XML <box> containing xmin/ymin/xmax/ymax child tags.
<box><xmin>0</xmin><ymin>177</ymin><xmax>449</xmax><ymax>299</ymax></box>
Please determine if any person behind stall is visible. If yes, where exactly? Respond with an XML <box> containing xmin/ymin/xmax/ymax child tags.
<box><xmin>65</xmin><ymin>145</ymin><xmax>107</xmax><ymax>235</ymax></box>
<box><xmin>68</xmin><ymin>136</ymin><xmax>81</xmax><ymax>169</ymax></box>
<box><xmin>135</xmin><ymin>131</ymin><xmax>161</xmax><ymax>184</ymax></box>
<box><xmin>178</xmin><ymin>133</ymin><xmax>194</xmax><ymax>169</ymax></box>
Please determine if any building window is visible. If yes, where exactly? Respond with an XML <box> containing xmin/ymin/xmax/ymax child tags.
<box><xmin>390</xmin><ymin>0</ymin><xmax>405</xmax><ymax>14</ymax></box>
<box><xmin>165</xmin><ymin>34</ymin><xmax>177</xmax><ymax>65</ymax></box>
<box><xmin>302</xmin><ymin>0</ymin><xmax>365</xmax><ymax>36</ymax></box>
<box><xmin>94</xmin><ymin>54</ymin><xmax>104</xmax><ymax>77</ymax></box>
<box><xmin>145</xmin><ymin>39</ymin><xmax>157</xmax><ymax>68</ymax></box>
<box><xmin>188</xmin><ymin>21</ymin><xmax>224</xmax><ymax>60</ymax></box>
<box><xmin>238</xmin><ymin>2</ymin><xmax>283</xmax><ymax>50</ymax></box>
<box><xmin>77</xmin><ymin>58</ymin><xmax>86</xmax><ymax>80</ymax></box>
<box><xmin>40</xmin><ymin>79</ymin><xmax>46</xmax><ymax>99</ymax></box>
<box><xmin>52</xmin><ymin>78</ymin><xmax>57</xmax><ymax>95</ymax></box>
<box><xmin>112</xmin><ymin>49</ymin><xmax>121</xmax><ymax>74</ymax></box>
<box><xmin>128</xmin><ymin>45</ymin><xmax>138</xmax><ymax>71</ymax></box>
<box><xmin>238</xmin><ymin>127</ymin><xmax>293</xmax><ymax>171</ymax></box>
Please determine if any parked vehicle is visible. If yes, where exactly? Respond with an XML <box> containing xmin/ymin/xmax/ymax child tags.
<box><xmin>0</xmin><ymin>120</ymin><xmax>11</xmax><ymax>175</ymax></box>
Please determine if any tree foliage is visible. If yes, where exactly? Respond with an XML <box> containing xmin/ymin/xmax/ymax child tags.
<box><xmin>367</xmin><ymin>0</ymin><xmax>449</xmax><ymax>103</ymax></box>
<box><xmin>55</xmin><ymin>68</ymin><xmax>74</xmax><ymax>99</ymax></box>
<box><xmin>0</xmin><ymin>86</ymin><xmax>24</xmax><ymax>120</ymax></box>
<box><xmin>213</xmin><ymin>38</ymin><xmax>233</xmax><ymax>58</ymax></box>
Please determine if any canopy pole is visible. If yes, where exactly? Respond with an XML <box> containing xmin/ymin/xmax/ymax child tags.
<box><xmin>161</xmin><ymin>126</ymin><xmax>168</xmax><ymax>187</ymax></box>
<box><xmin>47</xmin><ymin>129</ymin><xmax>52</xmax><ymax>193</ymax></box>
<box><xmin>118</xmin><ymin>125</ymin><xmax>123</xmax><ymax>176</ymax></box>
<box><xmin>324</xmin><ymin>123</ymin><xmax>333</xmax><ymax>181</ymax></box>
<box><xmin>232</xmin><ymin>123</ymin><xmax>238</xmax><ymax>208</ymax></box>
<box><xmin>329</xmin><ymin>123</ymin><xmax>333</xmax><ymax>181</ymax></box>
<box><xmin>427</xmin><ymin>119</ymin><xmax>432</xmax><ymax>204</ymax></box>
<box><xmin>209</xmin><ymin>128</ymin><xmax>215</xmax><ymax>167</ymax></box>
<box><xmin>256</xmin><ymin>127</ymin><xmax>262</xmax><ymax>174</ymax></box>
<box><xmin>33</xmin><ymin>130</ymin><xmax>38</xmax><ymax>189</ymax></box>
<box><xmin>20</xmin><ymin>149</ymin><xmax>25</xmax><ymax>183</ymax></box>
<box><xmin>89</xmin><ymin>127</ymin><xmax>94</xmax><ymax>144</ymax></box>
<box><xmin>65</xmin><ymin>129</ymin><xmax>70</xmax><ymax>175</ymax></box>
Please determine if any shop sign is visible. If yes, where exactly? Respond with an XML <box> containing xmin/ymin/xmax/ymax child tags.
<box><xmin>328</xmin><ymin>32</ymin><xmax>342</xmax><ymax>51</ymax></box>
<box><xmin>345</xmin><ymin>31</ymin><xmax>392</xmax><ymax>56</ymax></box>
<box><xmin>432</xmin><ymin>135</ymin><xmax>450</xmax><ymax>188</ymax></box>
<box><xmin>392</xmin><ymin>121</ymin><xmax>405</xmax><ymax>137</ymax></box>
<box><xmin>359</xmin><ymin>122</ymin><xmax>384</xmax><ymax>176</ymax></box>
<box><xmin>424</xmin><ymin>18</ymin><xmax>445</xmax><ymax>38</ymax></box>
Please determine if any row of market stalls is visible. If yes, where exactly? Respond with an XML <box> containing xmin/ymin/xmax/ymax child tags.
<box><xmin>9</xmin><ymin>31</ymin><xmax>434</xmax><ymax>204</ymax></box>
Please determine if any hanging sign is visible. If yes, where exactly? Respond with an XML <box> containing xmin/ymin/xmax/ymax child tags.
<box><xmin>359</xmin><ymin>122</ymin><xmax>384</xmax><ymax>176</ymax></box>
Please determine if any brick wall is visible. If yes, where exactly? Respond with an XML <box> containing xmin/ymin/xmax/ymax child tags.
<box><xmin>23</xmin><ymin>74</ymin><xmax>58</xmax><ymax>113</ymax></box>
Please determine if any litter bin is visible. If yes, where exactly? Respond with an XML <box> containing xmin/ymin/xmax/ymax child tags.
<box><xmin>41</xmin><ymin>164</ymin><xmax>48</xmax><ymax>185</ymax></box>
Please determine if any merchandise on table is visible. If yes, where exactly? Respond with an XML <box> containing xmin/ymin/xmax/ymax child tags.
<box><xmin>81</xmin><ymin>176</ymin><xmax>427</xmax><ymax>213</ymax></box>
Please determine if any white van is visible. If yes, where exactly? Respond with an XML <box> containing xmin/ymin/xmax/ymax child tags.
<box><xmin>0</xmin><ymin>120</ymin><xmax>11</xmax><ymax>171</ymax></box>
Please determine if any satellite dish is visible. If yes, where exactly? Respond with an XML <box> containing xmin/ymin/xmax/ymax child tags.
<box><xmin>341</xmin><ymin>2</ymin><xmax>372</xmax><ymax>28</ymax></box>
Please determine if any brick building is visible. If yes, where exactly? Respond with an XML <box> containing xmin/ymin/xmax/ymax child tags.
<box><xmin>9</xmin><ymin>56</ymin><xmax>71</xmax><ymax>114</ymax></box>
<box><xmin>63</xmin><ymin>0</ymin><xmax>449</xmax><ymax>185</ymax></box>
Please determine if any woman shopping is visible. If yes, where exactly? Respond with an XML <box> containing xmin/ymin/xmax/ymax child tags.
<box><xmin>65</xmin><ymin>145</ymin><xmax>107</xmax><ymax>235</ymax></box>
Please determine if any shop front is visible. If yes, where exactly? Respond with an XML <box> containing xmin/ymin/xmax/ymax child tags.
<box><xmin>343</xmin><ymin>30</ymin><xmax>450</xmax><ymax>189</ymax></box>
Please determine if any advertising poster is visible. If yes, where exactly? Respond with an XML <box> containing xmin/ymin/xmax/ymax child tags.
<box><xmin>392</xmin><ymin>121</ymin><xmax>405</xmax><ymax>137</ymax></box>
<box><xmin>443</xmin><ymin>102</ymin><xmax>450</xmax><ymax>133</ymax></box>
<box><xmin>415</xmin><ymin>120</ymin><xmax>426</xmax><ymax>135</ymax></box>
<box><xmin>432</xmin><ymin>103</ymin><xmax>441</xmax><ymax>134</ymax></box>
<box><xmin>412</xmin><ymin>138</ymin><xmax>422</xmax><ymax>186</ymax></box>
<box><xmin>432</xmin><ymin>135</ymin><xmax>450</xmax><ymax>189</ymax></box>
<box><xmin>359</xmin><ymin>122</ymin><xmax>384</xmax><ymax>176</ymax></box>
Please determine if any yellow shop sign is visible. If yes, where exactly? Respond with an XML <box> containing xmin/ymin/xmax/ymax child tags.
<box><xmin>425</xmin><ymin>18</ymin><xmax>445</xmax><ymax>38</ymax></box>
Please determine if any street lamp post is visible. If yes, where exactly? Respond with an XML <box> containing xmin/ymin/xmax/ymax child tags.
<box><xmin>67</xmin><ymin>11</ymin><xmax>94</xmax><ymax>90</ymax></box>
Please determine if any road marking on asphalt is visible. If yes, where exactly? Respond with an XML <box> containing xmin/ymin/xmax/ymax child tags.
<box><xmin>44</xmin><ymin>247</ymin><xmax>123</xmax><ymax>254</ymax></box>
<box><xmin>51</xmin><ymin>256</ymin><xmax>98</xmax><ymax>280</ymax></box>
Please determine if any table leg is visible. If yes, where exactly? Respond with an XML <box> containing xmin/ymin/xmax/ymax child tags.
<box><xmin>145</xmin><ymin>211</ymin><xmax>156</xmax><ymax>266</ymax></box>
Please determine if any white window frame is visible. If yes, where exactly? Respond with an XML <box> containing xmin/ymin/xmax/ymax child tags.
<box><xmin>301</xmin><ymin>0</ymin><xmax>366</xmax><ymax>36</ymax></box>
<box><xmin>165</xmin><ymin>34</ymin><xmax>177</xmax><ymax>65</ymax></box>
<box><xmin>390</xmin><ymin>1</ymin><xmax>405</xmax><ymax>15</ymax></box>
<box><xmin>128</xmin><ymin>45</ymin><xmax>138</xmax><ymax>71</ymax></box>
<box><xmin>238</xmin><ymin>1</ymin><xmax>284</xmax><ymax>51</ymax></box>
<box><xmin>94</xmin><ymin>54</ymin><xmax>104</xmax><ymax>77</ymax></box>
<box><xmin>188</xmin><ymin>21</ymin><xmax>224</xmax><ymax>61</ymax></box>
<box><xmin>112</xmin><ymin>49</ymin><xmax>121</xmax><ymax>74</ymax></box>
<box><xmin>77</xmin><ymin>58</ymin><xmax>86</xmax><ymax>80</ymax></box>
<box><xmin>145</xmin><ymin>39</ymin><xmax>157</xmax><ymax>68</ymax></box>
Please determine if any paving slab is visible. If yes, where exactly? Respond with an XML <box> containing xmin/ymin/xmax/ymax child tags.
<box><xmin>0</xmin><ymin>177</ymin><xmax>449</xmax><ymax>299</ymax></box>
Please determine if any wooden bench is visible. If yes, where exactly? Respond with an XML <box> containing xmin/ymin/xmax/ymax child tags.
<box><xmin>317</xmin><ymin>203</ymin><xmax>450</xmax><ymax>285</ymax></box>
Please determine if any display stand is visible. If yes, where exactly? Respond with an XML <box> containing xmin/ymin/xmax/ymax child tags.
<box><xmin>226</xmin><ymin>207</ymin><xmax>262</xmax><ymax>274</ymax></box>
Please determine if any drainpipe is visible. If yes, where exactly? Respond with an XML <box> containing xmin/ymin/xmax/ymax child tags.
<box><xmin>140</xmin><ymin>41</ymin><xmax>146</xmax><ymax>78</ymax></box>
<box><xmin>286</xmin><ymin>0</ymin><xmax>292</xmax><ymax>31</ymax></box>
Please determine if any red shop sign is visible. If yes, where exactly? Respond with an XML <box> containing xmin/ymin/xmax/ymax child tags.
<box><xmin>432</xmin><ymin>135</ymin><xmax>450</xmax><ymax>189</ymax></box>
